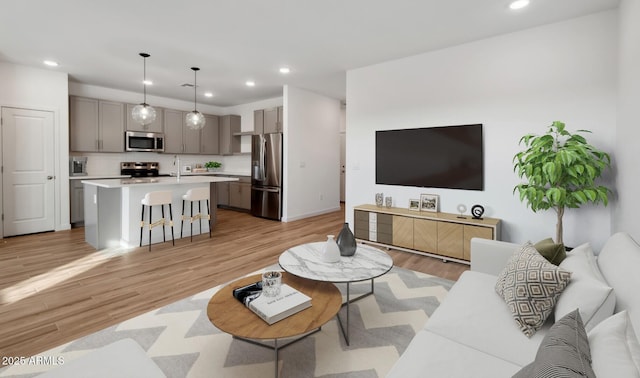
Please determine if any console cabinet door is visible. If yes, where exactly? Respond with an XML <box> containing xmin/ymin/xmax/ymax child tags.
<box><xmin>354</xmin><ymin>210</ymin><xmax>369</xmax><ymax>240</ymax></box>
<box><xmin>393</xmin><ymin>215</ymin><xmax>414</xmax><ymax>249</ymax></box>
<box><xmin>438</xmin><ymin>222</ymin><xmax>464</xmax><ymax>259</ymax></box>
<box><xmin>463</xmin><ymin>225</ymin><xmax>493</xmax><ymax>261</ymax></box>
<box><xmin>413</xmin><ymin>218</ymin><xmax>438</xmax><ymax>253</ymax></box>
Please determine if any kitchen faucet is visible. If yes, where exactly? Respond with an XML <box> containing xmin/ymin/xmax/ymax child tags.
<box><xmin>174</xmin><ymin>155</ymin><xmax>181</xmax><ymax>180</ymax></box>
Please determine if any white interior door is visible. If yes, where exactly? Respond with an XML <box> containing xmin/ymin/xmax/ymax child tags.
<box><xmin>2</xmin><ymin>107</ymin><xmax>55</xmax><ymax>236</ymax></box>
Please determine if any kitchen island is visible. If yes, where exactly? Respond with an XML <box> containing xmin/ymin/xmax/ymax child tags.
<box><xmin>82</xmin><ymin>176</ymin><xmax>239</xmax><ymax>249</ymax></box>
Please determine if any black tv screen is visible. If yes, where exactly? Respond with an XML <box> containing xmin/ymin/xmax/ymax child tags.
<box><xmin>376</xmin><ymin>124</ymin><xmax>484</xmax><ymax>190</ymax></box>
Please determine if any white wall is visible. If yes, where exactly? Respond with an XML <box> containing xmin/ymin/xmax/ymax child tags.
<box><xmin>346</xmin><ymin>11</ymin><xmax>618</xmax><ymax>250</ymax></box>
<box><xmin>0</xmin><ymin>62</ymin><xmax>70</xmax><ymax>232</ymax></box>
<box><xmin>613</xmin><ymin>0</ymin><xmax>640</xmax><ymax>241</ymax></box>
<box><xmin>283</xmin><ymin>86</ymin><xmax>341</xmax><ymax>221</ymax></box>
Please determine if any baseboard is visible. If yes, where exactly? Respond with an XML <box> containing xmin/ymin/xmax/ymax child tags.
<box><xmin>283</xmin><ymin>206</ymin><xmax>342</xmax><ymax>222</ymax></box>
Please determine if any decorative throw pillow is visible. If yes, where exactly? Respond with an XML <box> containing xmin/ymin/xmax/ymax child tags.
<box><xmin>534</xmin><ymin>237</ymin><xmax>566</xmax><ymax>265</ymax></box>
<box><xmin>588</xmin><ymin>311</ymin><xmax>640</xmax><ymax>378</ymax></box>
<box><xmin>513</xmin><ymin>309</ymin><xmax>596</xmax><ymax>378</ymax></box>
<box><xmin>495</xmin><ymin>242</ymin><xmax>572</xmax><ymax>337</ymax></box>
<box><xmin>555</xmin><ymin>242</ymin><xmax>615</xmax><ymax>331</ymax></box>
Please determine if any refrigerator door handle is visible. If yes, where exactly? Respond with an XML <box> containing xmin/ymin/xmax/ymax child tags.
<box><xmin>260</xmin><ymin>137</ymin><xmax>267</xmax><ymax>181</ymax></box>
<box><xmin>252</xmin><ymin>186</ymin><xmax>280</xmax><ymax>193</ymax></box>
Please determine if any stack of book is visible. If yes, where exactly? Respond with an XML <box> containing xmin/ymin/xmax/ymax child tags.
<box><xmin>233</xmin><ymin>281</ymin><xmax>312</xmax><ymax>325</ymax></box>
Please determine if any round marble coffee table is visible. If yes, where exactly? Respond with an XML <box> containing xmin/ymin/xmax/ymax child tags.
<box><xmin>278</xmin><ymin>242</ymin><xmax>393</xmax><ymax>345</ymax></box>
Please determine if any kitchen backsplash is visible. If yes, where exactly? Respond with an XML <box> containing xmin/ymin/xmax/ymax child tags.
<box><xmin>75</xmin><ymin>152</ymin><xmax>251</xmax><ymax>176</ymax></box>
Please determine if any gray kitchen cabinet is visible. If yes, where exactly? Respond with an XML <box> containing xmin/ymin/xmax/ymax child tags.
<box><xmin>229</xmin><ymin>178</ymin><xmax>251</xmax><ymax>210</ymax></box>
<box><xmin>217</xmin><ymin>181</ymin><xmax>229</xmax><ymax>206</ymax></box>
<box><xmin>125</xmin><ymin>103</ymin><xmax>164</xmax><ymax>132</ymax></box>
<box><xmin>254</xmin><ymin>106</ymin><xmax>282</xmax><ymax>134</ymax></box>
<box><xmin>201</xmin><ymin>114</ymin><xmax>220</xmax><ymax>154</ymax></box>
<box><xmin>219</xmin><ymin>115</ymin><xmax>241</xmax><ymax>155</ymax></box>
<box><xmin>163</xmin><ymin>108</ymin><xmax>202</xmax><ymax>154</ymax></box>
<box><xmin>70</xmin><ymin>179</ymin><xmax>85</xmax><ymax>226</ymax></box>
<box><xmin>70</xmin><ymin>96</ymin><xmax>124</xmax><ymax>152</ymax></box>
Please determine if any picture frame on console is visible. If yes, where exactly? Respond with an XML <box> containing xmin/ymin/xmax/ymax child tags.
<box><xmin>420</xmin><ymin>194</ymin><xmax>439</xmax><ymax>212</ymax></box>
<box><xmin>409</xmin><ymin>199</ymin><xmax>420</xmax><ymax>211</ymax></box>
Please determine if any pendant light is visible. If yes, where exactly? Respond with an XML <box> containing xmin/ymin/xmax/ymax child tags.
<box><xmin>131</xmin><ymin>52</ymin><xmax>157</xmax><ymax>127</ymax></box>
<box><xmin>185</xmin><ymin>67</ymin><xmax>206</xmax><ymax>130</ymax></box>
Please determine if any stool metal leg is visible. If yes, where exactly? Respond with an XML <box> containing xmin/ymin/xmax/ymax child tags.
<box><xmin>190</xmin><ymin>201</ymin><xmax>194</xmax><ymax>242</ymax></box>
<box><xmin>169</xmin><ymin>204</ymin><xmax>175</xmax><ymax>246</ymax></box>
<box><xmin>161</xmin><ymin>205</ymin><xmax>167</xmax><ymax>243</ymax></box>
<box><xmin>148</xmin><ymin>206</ymin><xmax>152</xmax><ymax>251</ymax></box>
<box><xmin>140</xmin><ymin>205</ymin><xmax>145</xmax><ymax>247</ymax></box>
<box><xmin>181</xmin><ymin>200</ymin><xmax>185</xmax><ymax>238</ymax></box>
<box><xmin>198</xmin><ymin>200</ymin><xmax>203</xmax><ymax>235</ymax></box>
<box><xmin>206</xmin><ymin>199</ymin><xmax>211</xmax><ymax>238</ymax></box>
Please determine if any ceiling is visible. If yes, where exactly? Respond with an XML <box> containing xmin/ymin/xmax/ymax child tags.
<box><xmin>0</xmin><ymin>0</ymin><xmax>619</xmax><ymax>107</ymax></box>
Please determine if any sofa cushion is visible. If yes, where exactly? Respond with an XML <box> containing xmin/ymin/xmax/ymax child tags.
<box><xmin>513</xmin><ymin>309</ymin><xmax>595</xmax><ymax>378</ymax></box>
<box><xmin>495</xmin><ymin>242</ymin><xmax>572</xmax><ymax>337</ymax></box>
<box><xmin>534</xmin><ymin>237</ymin><xmax>566</xmax><ymax>265</ymax></box>
<box><xmin>425</xmin><ymin>271</ymin><xmax>550</xmax><ymax>366</ymax></box>
<box><xmin>588</xmin><ymin>311</ymin><xmax>640</xmax><ymax>378</ymax></box>
<box><xmin>385</xmin><ymin>329</ymin><xmax>522</xmax><ymax>378</ymax></box>
<box><xmin>597</xmin><ymin>232</ymin><xmax>640</xmax><ymax>338</ymax></box>
<box><xmin>555</xmin><ymin>242</ymin><xmax>615</xmax><ymax>331</ymax></box>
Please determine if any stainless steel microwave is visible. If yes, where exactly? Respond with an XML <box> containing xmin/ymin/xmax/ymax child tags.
<box><xmin>125</xmin><ymin>131</ymin><xmax>164</xmax><ymax>152</ymax></box>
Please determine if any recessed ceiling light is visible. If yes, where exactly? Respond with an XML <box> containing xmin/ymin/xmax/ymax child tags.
<box><xmin>204</xmin><ymin>92</ymin><xmax>213</xmax><ymax>97</ymax></box>
<box><xmin>509</xmin><ymin>0</ymin><xmax>530</xmax><ymax>10</ymax></box>
<box><xmin>246</xmin><ymin>81</ymin><xmax>255</xmax><ymax>87</ymax></box>
<box><xmin>43</xmin><ymin>60</ymin><xmax>59</xmax><ymax>67</ymax></box>
<box><xmin>279</xmin><ymin>67</ymin><xmax>290</xmax><ymax>74</ymax></box>
<box><xmin>143</xmin><ymin>80</ymin><xmax>153</xmax><ymax>85</ymax></box>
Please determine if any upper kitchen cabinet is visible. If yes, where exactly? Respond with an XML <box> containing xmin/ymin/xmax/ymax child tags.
<box><xmin>163</xmin><ymin>109</ymin><xmax>200</xmax><ymax>154</ymax></box>
<box><xmin>201</xmin><ymin>114</ymin><xmax>220</xmax><ymax>155</ymax></box>
<box><xmin>70</xmin><ymin>96</ymin><xmax>124</xmax><ymax>152</ymax></box>
<box><xmin>219</xmin><ymin>115</ymin><xmax>241</xmax><ymax>155</ymax></box>
<box><xmin>125</xmin><ymin>103</ymin><xmax>164</xmax><ymax>133</ymax></box>
<box><xmin>254</xmin><ymin>106</ymin><xmax>282</xmax><ymax>134</ymax></box>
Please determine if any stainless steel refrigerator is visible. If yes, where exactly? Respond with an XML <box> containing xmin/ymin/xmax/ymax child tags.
<box><xmin>251</xmin><ymin>133</ymin><xmax>282</xmax><ymax>220</ymax></box>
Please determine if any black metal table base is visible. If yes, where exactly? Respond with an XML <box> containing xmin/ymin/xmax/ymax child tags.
<box><xmin>335</xmin><ymin>278</ymin><xmax>375</xmax><ymax>346</ymax></box>
<box><xmin>233</xmin><ymin>327</ymin><xmax>322</xmax><ymax>378</ymax></box>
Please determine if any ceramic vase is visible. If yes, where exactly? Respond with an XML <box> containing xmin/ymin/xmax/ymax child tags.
<box><xmin>322</xmin><ymin>235</ymin><xmax>341</xmax><ymax>263</ymax></box>
<box><xmin>336</xmin><ymin>223</ymin><xmax>357</xmax><ymax>256</ymax></box>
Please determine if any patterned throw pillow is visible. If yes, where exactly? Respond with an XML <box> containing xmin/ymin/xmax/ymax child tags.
<box><xmin>495</xmin><ymin>242</ymin><xmax>572</xmax><ymax>337</ymax></box>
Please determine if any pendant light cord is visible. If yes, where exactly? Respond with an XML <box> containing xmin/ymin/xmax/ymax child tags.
<box><xmin>193</xmin><ymin>68</ymin><xmax>198</xmax><ymax>111</ymax></box>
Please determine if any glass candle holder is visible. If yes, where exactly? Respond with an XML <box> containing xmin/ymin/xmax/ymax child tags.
<box><xmin>385</xmin><ymin>196</ymin><xmax>392</xmax><ymax>208</ymax></box>
<box><xmin>262</xmin><ymin>271</ymin><xmax>282</xmax><ymax>297</ymax></box>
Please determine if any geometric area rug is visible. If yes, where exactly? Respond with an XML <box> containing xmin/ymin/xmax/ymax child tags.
<box><xmin>0</xmin><ymin>266</ymin><xmax>453</xmax><ymax>378</ymax></box>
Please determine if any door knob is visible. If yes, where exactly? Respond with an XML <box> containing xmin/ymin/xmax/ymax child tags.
<box><xmin>47</xmin><ymin>175</ymin><xmax>55</xmax><ymax>180</ymax></box>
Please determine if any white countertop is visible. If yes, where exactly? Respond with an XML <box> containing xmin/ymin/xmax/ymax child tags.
<box><xmin>70</xmin><ymin>175</ymin><xmax>130</xmax><ymax>180</ymax></box>
<box><xmin>82</xmin><ymin>175</ymin><xmax>239</xmax><ymax>188</ymax></box>
<box><xmin>176</xmin><ymin>171</ymin><xmax>251</xmax><ymax>177</ymax></box>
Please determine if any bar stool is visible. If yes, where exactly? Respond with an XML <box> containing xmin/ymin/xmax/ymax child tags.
<box><xmin>181</xmin><ymin>187</ymin><xmax>211</xmax><ymax>241</ymax></box>
<box><xmin>140</xmin><ymin>190</ymin><xmax>174</xmax><ymax>251</ymax></box>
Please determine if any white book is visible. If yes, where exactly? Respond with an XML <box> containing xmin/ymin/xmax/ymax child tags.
<box><xmin>248</xmin><ymin>284</ymin><xmax>312</xmax><ymax>325</ymax></box>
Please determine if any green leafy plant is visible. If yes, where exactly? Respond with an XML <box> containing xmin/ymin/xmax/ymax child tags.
<box><xmin>513</xmin><ymin>121</ymin><xmax>611</xmax><ymax>244</ymax></box>
<box><xmin>204</xmin><ymin>161</ymin><xmax>222</xmax><ymax>169</ymax></box>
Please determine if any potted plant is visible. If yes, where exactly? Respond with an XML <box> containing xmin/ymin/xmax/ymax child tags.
<box><xmin>204</xmin><ymin>161</ymin><xmax>222</xmax><ymax>172</ymax></box>
<box><xmin>513</xmin><ymin>121</ymin><xmax>612</xmax><ymax>244</ymax></box>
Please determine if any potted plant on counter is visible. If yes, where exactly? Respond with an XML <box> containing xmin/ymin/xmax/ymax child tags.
<box><xmin>205</xmin><ymin>161</ymin><xmax>222</xmax><ymax>172</ymax></box>
<box><xmin>513</xmin><ymin>121</ymin><xmax>612</xmax><ymax>245</ymax></box>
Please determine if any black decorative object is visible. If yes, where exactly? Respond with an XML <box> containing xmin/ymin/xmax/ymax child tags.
<box><xmin>471</xmin><ymin>204</ymin><xmax>485</xmax><ymax>219</ymax></box>
<box><xmin>336</xmin><ymin>222</ymin><xmax>357</xmax><ymax>256</ymax></box>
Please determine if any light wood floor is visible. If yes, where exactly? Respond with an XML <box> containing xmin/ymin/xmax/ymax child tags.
<box><xmin>0</xmin><ymin>206</ymin><xmax>467</xmax><ymax>358</ymax></box>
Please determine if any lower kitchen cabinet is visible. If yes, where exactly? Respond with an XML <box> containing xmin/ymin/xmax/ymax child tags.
<box><xmin>70</xmin><ymin>179</ymin><xmax>85</xmax><ymax>226</ymax></box>
<box><xmin>216</xmin><ymin>176</ymin><xmax>250</xmax><ymax>210</ymax></box>
<box><xmin>354</xmin><ymin>204</ymin><xmax>500</xmax><ymax>264</ymax></box>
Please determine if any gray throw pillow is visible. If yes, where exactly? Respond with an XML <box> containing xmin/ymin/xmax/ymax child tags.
<box><xmin>513</xmin><ymin>309</ymin><xmax>596</xmax><ymax>378</ymax></box>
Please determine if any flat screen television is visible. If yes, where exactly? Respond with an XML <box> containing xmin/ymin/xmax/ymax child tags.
<box><xmin>376</xmin><ymin>124</ymin><xmax>484</xmax><ymax>191</ymax></box>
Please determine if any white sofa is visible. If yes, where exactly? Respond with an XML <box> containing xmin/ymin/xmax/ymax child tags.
<box><xmin>387</xmin><ymin>232</ymin><xmax>640</xmax><ymax>377</ymax></box>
